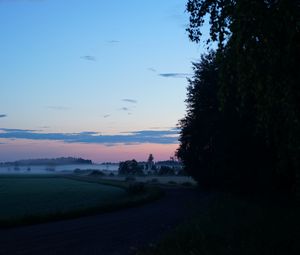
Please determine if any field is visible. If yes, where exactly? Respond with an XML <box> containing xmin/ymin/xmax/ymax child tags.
<box><xmin>0</xmin><ymin>175</ymin><xmax>127</xmax><ymax>225</ymax></box>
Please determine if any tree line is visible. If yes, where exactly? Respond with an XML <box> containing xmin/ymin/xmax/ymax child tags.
<box><xmin>177</xmin><ymin>0</ymin><xmax>300</xmax><ymax>196</ymax></box>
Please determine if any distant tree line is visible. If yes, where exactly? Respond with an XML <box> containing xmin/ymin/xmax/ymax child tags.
<box><xmin>118</xmin><ymin>158</ymin><xmax>186</xmax><ymax>176</ymax></box>
<box><xmin>0</xmin><ymin>157</ymin><xmax>92</xmax><ymax>166</ymax></box>
<box><xmin>177</xmin><ymin>0</ymin><xmax>300</xmax><ymax>196</ymax></box>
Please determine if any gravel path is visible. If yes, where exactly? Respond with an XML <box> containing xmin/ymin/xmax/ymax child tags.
<box><xmin>0</xmin><ymin>187</ymin><xmax>205</xmax><ymax>255</ymax></box>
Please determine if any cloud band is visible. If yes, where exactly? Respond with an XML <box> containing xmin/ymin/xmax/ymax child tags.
<box><xmin>0</xmin><ymin>128</ymin><xmax>179</xmax><ymax>145</ymax></box>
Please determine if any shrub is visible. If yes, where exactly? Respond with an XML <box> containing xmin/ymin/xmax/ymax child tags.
<box><xmin>73</xmin><ymin>169</ymin><xmax>91</xmax><ymax>174</ymax></box>
<box><xmin>89</xmin><ymin>170</ymin><xmax>105</xmax><ymax>176</ymax></box>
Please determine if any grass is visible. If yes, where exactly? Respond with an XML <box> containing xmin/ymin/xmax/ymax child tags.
<box><xmin>137</xmin><ymin>193</ymin><xmax>300</xmax><ymax>255</ymax></box>
<box><xmin>0</xmin><ymin>174</ymin><xmax>163</xmax><ymax>228</ymax></box>
<box><xmin>66</xmin><ymin>174</ymin><xmax>163</xmax><ymax>206</ymax></box>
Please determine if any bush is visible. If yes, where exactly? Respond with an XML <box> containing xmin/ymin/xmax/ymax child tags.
<box><xmin>88</xmin><ymin>170</ymin><xmax>105</xmax><ymax>176</ymax></box>
<box><xmin>151</xmin><ymin>178</ymin><xmax>159</xmax><ymax>183</ymax></box>
<box><xmin>168</xmin><ymin>181</ymin><xmax>177</xmax><ymax>185</ymax></box>
<box><xmin>73</xmin><ymin>169</ymin><xmax>93</xmax><ymax>175</ymax></box>
<box><xmin>73</xmin><ymin>168</ymin><xmax>83</xmax><ymax>174</ymax></box>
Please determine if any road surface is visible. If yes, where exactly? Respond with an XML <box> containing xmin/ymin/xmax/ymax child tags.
<box><xmin>0</xmin><ymin>187</ymin><xmax>206</xmax><ymax>255</ymax></box>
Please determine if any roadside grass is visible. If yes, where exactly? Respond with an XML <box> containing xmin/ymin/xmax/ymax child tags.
<box><xmin>137</xmin><ymin>193</ymin><xmax>300</xmax><ymax>255</ymax></box>
<box><xmin>0</xmin><ymin>174</ymin><xmax>163</xmax><ymax>228</ymax></box>
<box><xmin>66</xmin><ymin>174</ymin><xmax>163</xmax><ymax>207</ymax></box>
<box><xmin>100</xmin><ymin>175</ymin><xmax>197</xmax><ymax>186</ymax></box>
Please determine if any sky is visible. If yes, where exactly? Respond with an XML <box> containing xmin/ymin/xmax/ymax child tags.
<box><xmin>0</xmin><ymin>0</ymin><xmax>206</xmax><ymax>163</ymax></box>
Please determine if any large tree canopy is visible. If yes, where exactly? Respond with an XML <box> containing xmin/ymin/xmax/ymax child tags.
<box><xmin>179</xmin><ymin>0</ymin><xmax>300</xmax><ymax>195</ymax></box>
<box><xmin>177</xmin><ymin>52</ymin><xmax>220</xmax><ymax>187</ymax></box>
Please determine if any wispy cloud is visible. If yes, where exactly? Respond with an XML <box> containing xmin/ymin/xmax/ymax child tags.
<box><xmin>80</xmin><ymin>55</ymin><xmax>96</xmax><ymax>61</ymax></box>
<box><xmin>103</xmin><ymin>114</ymin><xmax>110</xmax><ymax>118</ymax></box>
<box><xmin>46</xmin><ymin>106</ymin><xmax>69</xmax><ymax>111</ymax></box>
<box><xmin>159</xmin><ymin>73</ymin><xmax>191</xmax><ymax>78</ymax></box>
<box><xmin>122</xmin><ymin>99</ymin><xmax>137</xmax><ymax>104</ymax></box>
<box><xmin>107</xmin><ymin>40</ymin><xmax>120</xmax><ymax>44</ymax></box>
<box><xmin>0</xmin><ymin>128</ymin><xmax>38</xmax><ymax>132</ymax></box>
<box><xmin>0</xmin><ymin>0</ymin><xmax>44</xmax><ymax>3</ymax></box>
<box><xmin>148</xmin><ymin>68</ymin><xmax>157</xmax><ymax>72</ymax></box>
<box><xmin>149</xmin><ymin>126</ymin><xmax>175</xmax><ymax>130</ymax></box>
<box><xmin>119</xmin><ymin>107</ymin><xmax>130</xmax><ymax>111</ymax></box>
<box><xmin>0</xmin><ymin>114</ymin><xmax>7</xmax><ymax>118</ymax></box>
<box><xmin>0</xmin><ymin>128</ymin><xmax>179</xmax><ymax>145</ymax></box>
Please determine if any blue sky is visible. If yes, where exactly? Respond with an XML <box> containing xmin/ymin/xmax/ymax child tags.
<box><xmin>0</xmin><ymin>0</ymin><xmax>206</xmax><ymax>162</ymax></box>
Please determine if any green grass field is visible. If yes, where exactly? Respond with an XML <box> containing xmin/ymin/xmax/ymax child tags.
<box><xmin>0</xmin><ymin>175</ymin><xmax>127</xmax><ymax>224</ymax></box>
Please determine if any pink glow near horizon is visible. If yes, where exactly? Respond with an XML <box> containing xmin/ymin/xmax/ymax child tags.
<box><xmin>0</xmin><ymin>139</ymin><xmax>179</xmax><ymax>163</ymax></box>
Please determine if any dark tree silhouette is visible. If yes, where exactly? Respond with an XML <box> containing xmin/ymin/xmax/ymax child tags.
<box><xmin>179</xmin><ymin>0</ymin><xmax>300</xmax><ymax>195</ymax></box>
<box><xmin>118</xmin><ymin>159</ymin><xmax>143</xmax><ymax>175</ymax></box>
<box><xmin>146</xmin><ymin>154</ymin><xmax>154</xmax><ymax>170</ymax></box>
<box><xmin>158</xmin><ymin>166</ymin><xmax>175</xmax><ymax>176</ymax></box>
<box><xmin>177</xmin><ymin>52</ymin><xmax>220</xmax><ymax>189</ymax></box>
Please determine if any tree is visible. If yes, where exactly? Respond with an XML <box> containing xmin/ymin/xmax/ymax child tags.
<box><xmin>177</xmin><ymin>51</ymin><xmax>221</xmax><ymax>188</ymax></box>
<box><xmin>148</xmin><ymin>154</ymin><xmax>154</xmax><ymax>162</ymax></box>
<box><xmin>158</xmin><ymin>166</ymin><xmax>175</xmax><ymax>176</ymax></box>
<box><xmin>146</xmin><ymin>154</ymin><xmax>154</xmax><ymax>170</ymax></box>
<box><xmin>118</xmin><ymin>159</ymin><xmax>143</xmax><ymax>175</ymax></box>
<box><xmin>184</xmin><ymin>0</ymin><xmax>300</xmax><ymax>195</ymax></box>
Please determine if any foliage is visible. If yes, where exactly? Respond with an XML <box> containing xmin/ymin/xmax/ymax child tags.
<box><xmin>88</xmin><ymin>170</ymin><xmax>105</xmax><ymax>176</ymax></box>
<box><xmin>177</xmin><ymin>52</ymin><xmax>222</xmax><ymax>189</ymax></box>
<box><xmin>151</xmin><ymin>164</ymin><xmax>157</xmax><ymax>171</ymax></box>
<box><xmin>158</xmin><ymin>166</ymin><xmax>175</xmax><ymax>176</ymax></box>
<box><xmin>178</xmin><ymin>0</ymin><xmax>300</xmax><ymax>195</ymax></box>
<box><xmin>148</xmin><ymin>154</ymin><xmax>154</xmax><ymax>163</ymax></box>
<box><xmin>73</xmin><ymin>169</ymin><xmax>104</xmax><ymax>176</ymax></box>
<box><xmin>146</xmin><ymin>154</ymin><xmax>155</xmax><ymax>170</ymax></box>
<box><xmin>1</xmin><ymin>157</ymin><xmax>92</xmax><ymax>166</ymax></box>
<box><xmin>118</xmin><ymin>159</ymin><xmax>144</xmax><ymax>175</ymax></box>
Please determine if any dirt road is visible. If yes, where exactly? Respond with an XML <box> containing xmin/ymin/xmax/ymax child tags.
<box><xmin>0</xmin><ymin>187</ymin><xmax>206</xmax><ymax>255</ymax></box>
